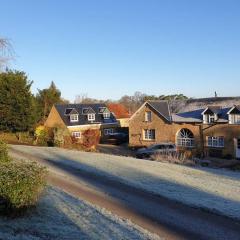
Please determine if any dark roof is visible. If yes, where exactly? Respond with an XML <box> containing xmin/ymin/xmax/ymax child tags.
<box><xmin>202</xmin><ymin>106</ymin><xmax>221</xmax><ymax>115</ymax></box>
<box><xmin>69</xmin><ymin>108</ymin><xmax>79</xmax><ymax>115</ymax></box>
<box><xmin>146</xmin><ymin>101</ymin><xmax>171</xmax><ymax>122</ymax></box>
<box><xmin>144</xmin><ymin>100</ymin><xmax>236</xmax><ymax>123</ymax></box>
<box><xmin>55</xmin><ymin>103</ymin><xmax>118</xmax><ymax>126</ymax></box>
<box><xmin>228</xmin><ymin>105</ymin><xmax>240</xmax><ymax>114</ymax></box>
<box><xmin>173</xmin><ymin>107</ymin><xmax>231</xmax><ymax>123</ymax></box>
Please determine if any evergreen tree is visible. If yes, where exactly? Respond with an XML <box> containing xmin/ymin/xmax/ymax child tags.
<box><xmin>0</xmin><ymin>70</ymin><xmax>35</xmax><ymax>132</ymax></box>
<box><xmin>35</xmin><ymin>81</ymin><xmax>63</xmax><ymax>121</ymax></box>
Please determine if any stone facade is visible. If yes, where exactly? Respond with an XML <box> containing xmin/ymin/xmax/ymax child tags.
<box><xmin>129</xmin><ymin>103</ymin><xmax>240</xmax><ymax>159</ymax></box>
<box><xmin>45</xmin><ymin>105</ymin><xmax>119</xmax><ymax>142</ymax></box>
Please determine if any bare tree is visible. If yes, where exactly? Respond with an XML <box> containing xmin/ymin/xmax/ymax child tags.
<box><xmin>0</xmin><ymin>38</ymin><xmax>14</xmax><ymax>70</ymax></box>
<box><xmin>74</xmin><ymin>93</ymin><xmax>88</xmax><ymax>103</ymax></box>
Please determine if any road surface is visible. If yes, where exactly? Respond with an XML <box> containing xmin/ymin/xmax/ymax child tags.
<box><xmin>10</xmin><ymin>146</ymin><xmax>240</xmax><ymax>240</ymax></box>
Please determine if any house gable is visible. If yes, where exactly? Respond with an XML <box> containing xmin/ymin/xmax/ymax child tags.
<box><xmin>45</xmin><ymin>105</ymin><xmax>66</xmax><ymax>128</ymax></box>
<box><xmin>130</xmin><ymin>101</ymin><xmax>171</xmax><ymax>123</ymax></box>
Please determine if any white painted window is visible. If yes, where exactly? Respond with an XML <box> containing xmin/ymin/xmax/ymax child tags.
<box><xmin>88</xmin><ymin>114</ymin><xmax>95</xmax><ymax>121</ymax></box>
<box><xmin>104</xmin><ymin>128</ymin><xmax>114</xmax><ymax>135</ymax></box>
<box><xmin>229</xmin><ymin>114</ymin><xmax>240</xmax><ymax>124</ymax></box>
<box><xmin>203</xmin><ymin>114</ymin><xmax>216</xmax><ymax>124</ymax></box>
<box><xmin>207</xmin><ymin>136</ymin><xmax>224</xmax><ymax>148</ymax></box>
<box><xmin>70</xmin><ymin>114</ymin><xmax>78</xmax><ymax>122</ymax></box>
<box><xmin>103</xmin><ymin>112</ymin><xmax>110</xmax><ymax>119</ymax></box>
<box><xmin>143</xmin><ymin>129</ymin><xmax>155</xmax><ymax>140</ymax></box>
<box><xmin>72</xmin><ymin>131</ymin><xmax>81</xmax><ymax>138</ymax></box>
<box><xmin>177</xmin><ymin>128</ymin><xmax>195</xmax><ymax>147</ymax></box>
<box><xmin>145</xmin><ymin>111</ymin><xmax>152</xmax><ymax>122</ymax></box>
<box><xmin>208</xmin><ymin>114</ymin><xmax>215</xmax><ymax>123</ymax></box>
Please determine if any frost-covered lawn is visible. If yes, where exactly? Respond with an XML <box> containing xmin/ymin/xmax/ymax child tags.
<box><xmin>0</xmin><ymin>187</ymin><xmax>160</xmax><ymax>240</ymax></box>
<box><xmin>11</xmin><ymin>145</ymin><xmax>240</xmax><ymax>220</ymax></box>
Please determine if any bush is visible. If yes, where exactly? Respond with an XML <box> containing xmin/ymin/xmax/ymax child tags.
<box><xmin>0</xmin><ymin>140</ymin><xmax>11</xmax><ymax>163</ymax></box>
<box><xmin>0</xmin><ymin>132</ymin><xmax>34</xmax><ymax>145</ymax></box>
<box><xmin>82</xmin><ymin>129</ymin><xmax>100</xmax><ymax>151</ymax></box>
<box><xmin>35</xmin><ymin>125</ymin><xmax>54</xmax><ymax>146</ymax></box>
<box><xmin>0</xmin><ymin>161</ymin><xmax>47</xmax><ymax>213</ymax></box>
<box><xmin>151</xmin><ymin>150</ymin><xmax>195</xmax><ymax>165</ymax></box>
<box><xmin>53</xmin><ymin>127</ymin><xmax>71</xmax><ymax>147</ymax></box>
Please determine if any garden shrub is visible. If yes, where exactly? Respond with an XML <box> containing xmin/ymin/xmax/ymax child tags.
<box><xmin>82</xmin><ymin>129</ymin><xmax>100</xmax><ymax>151</ymax></box>
<box><xmin>0</xmin><ymin>140</ymin><xmax>11</xmax><ymax>163</ymax></box>
<box><xmin>0</xmin><ymin>132</ymin><xmax>34</xmax><ymax>145</ymax></box>
<box><xmin>35</xmin><ymin>125</ymin><xmax>54</xmax><ymax>146</ymax></box>
<box><xmin>53</xmin><ymin>127</ymin><xmax>70</xmax><ymax>147</ymax></box>
<box><xmin>0</xmin><ymin>161</ymin><xmax>47</xmax><ymax>213</ymax></box>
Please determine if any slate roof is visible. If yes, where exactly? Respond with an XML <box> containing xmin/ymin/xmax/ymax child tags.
<box><xmin>228</xmin><ymin>105</ymin><xmax>240</xmax><ymax>114</ymax></box>
<box><xmin>172</xmin><ymin>107</ymin><xmax>231</xmax><ymax>123</ymax></box>
<box><xmin>146</xmin><ymin>101</ymin><xmax>172</xmax><ymax>122</ymax></box>
<box><xmin>54</xmin><ymin>103</ymin><xmax>118</xmax><ymax>126</ymax></box>
<box><xmin>141</xmin><ymin>100</ymin><xmax>237</xmax><ymax>124</ymax></box>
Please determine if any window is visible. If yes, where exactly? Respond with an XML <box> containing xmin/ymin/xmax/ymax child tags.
<box><xmin>104</xmin><ymin>128</ymin><xmax>114</xmax><ymax>135</ymax></box>
<box><xmin>208</xmin><ymin>115</ymin><xmax>215</xmax><ymax>123</ymax></box>
<box><xmin>203</xmin><ymin>114</ymin><xmax>216</xmax><ymax>124</ymax></box>
<box><xmin>207</xmin><ymin>136</ymin><xmax>224</xmax><ymax>148</ymax></box>
<box><xmin>88</xmin><ymin>114</ymin><xmax>95</xmax><ymax>121</ymax></box>
<box><xmin>177</xmin><ymin>128</ymin><xmax>195</xmax><ymax>147</ymax></box>
<box><xmin>70</xmin><ymin>114</ymin><xmax>78</xmax><ymax>122</ymax></box>
<box><xmin>103</xmin><ymin>112</ymin><xmax>110</xmax><ymax>119</ymax></box>
<box><xmin>143</xmin><ymin>129</ymin><xmax>155</xmax><ymax>140</ymax></box>
<box><xmin>72</xmin><ymin>132</ymin><xmax>81</xmax><ymax>138</ymax></box>
<box><xmin>145</xmin><ymin>111</ymin><xmax>152</xmax><ymax>122</ymax></box>
<box><xmin>229</xmin><ymin>114</ymin><xmax>240</xmax><ymax>124</ymax></box>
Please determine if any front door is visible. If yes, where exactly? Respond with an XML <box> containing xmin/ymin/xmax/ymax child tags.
<box><xmin>236</xmin><ymin>138</ymin><xmax>240</xmax><ymax>159</ymax></box>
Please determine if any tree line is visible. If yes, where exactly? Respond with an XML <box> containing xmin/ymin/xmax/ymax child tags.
<box><xmin>75</xmin><ymin>92</ymin><xmax>188</xmax><ymax>114</ymax></box>
<box><xmin>0</xmin><ymin>38</ymin><xmax>188</xmax><ymax>133</ymax></box>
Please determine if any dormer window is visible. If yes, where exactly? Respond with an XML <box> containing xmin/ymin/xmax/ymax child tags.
<box><xmin>103</xmin><ymin>112</ymin><xmax>110</xmax><ymax>119</ymax></box>
<box><xmin>70</xmin><ymin>114</ymin><xmax>78</xmax><ymax>122</ymax></box>
<box><xmin>88</xmin><ymin>113</ymin><xmax>95</xmax><ymax>121</ymax></box>
<box><xmin>202</xmin><ymin>107</ymin><xmax>219</xmax><ymax>124</ymax></box>
<box><xmin>230</xmin><ymin>114</ymin><xmax>240</xmax><ymax>124</ymax></box>
<box><xmin>208</xmin><ymin>114</ymin><xmax>215</xmax><ymax>123</ymax></box>
<box><xmin>227</xmin><ymin>106</ymin><xmax>240</xmax><ymax>124</ymax></box>
<box><xmin>203</xmin><ymin>114</ymin><xmax>217</xmax><ymax>124</ymax></box>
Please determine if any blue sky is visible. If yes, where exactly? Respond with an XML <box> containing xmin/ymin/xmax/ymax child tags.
<box><xmin>1</xmin><ymin>0</ymin><xmax>240</xmax><ymax>101</ymax></box>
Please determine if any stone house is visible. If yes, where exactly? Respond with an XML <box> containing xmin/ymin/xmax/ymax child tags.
<box><xmin>45</xmin><ymin>103</ymin><xmax>119</xmax><ymax>142</ymax></box>
<box><xmin>129</xmin><ymin>101</ymin><xmax>240</xmax><ymax>159</ymax></box>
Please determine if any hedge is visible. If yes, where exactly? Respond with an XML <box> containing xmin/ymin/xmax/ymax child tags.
<box><xmin>0</xmin><ymin>161</ymin><xmax>47</xmax><ymax>212</ymax></box>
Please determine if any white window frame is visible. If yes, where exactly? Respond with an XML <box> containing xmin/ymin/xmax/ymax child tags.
<box><xmin>88</xmin><ymin>113</ymin><xmax>95</xmax><ymax>121</ymax></box>
<box><xmin>143</xmin><ymin>129</ymin><xmax>155</xmax><ymax>140</ymax></box>
<box><xmin>103</xmin><ymin>112</ymin><xmax>110</xmax><ymax>119</ymax></box>
<box><xmin>229</xmin><ymin>114</ymin><xmax>240</xmax><ymax>124</ymax></box>
<box><xmin>104</xmin><ymin>128</ymin><xmax>114</xmax><ymax>135</ymax></box>
<box><xmin>207</xmin><ymin>136</ymin><xmax>224</xmax><ymax>148</ymax></box>
<box><xmin>145</xmin><ymin>111</ymin><xmax>152</xmax><ymax>122</ymax></box>
<box><xmin>72</xmin><ymin>131</ymin><xmax>81</xmax><ymax>138</ymax></box>
<box><xmin>70</xmin><ymin>114</ymin><xmax>78</xmax><ymax>122</ymax></box>
<box><xmin>208</xmin><ymin>114</ymin><xmax>215</xmax><ymax>123</ymax></box>
<box><xmin>176</xmin><ymin>129</ymin><xmax>195</xmax><ymax>147</ymax></box>
<box><xmin>177</xmin><ymin>138</ymin><xmax>195</xmax><ymax>147</ymax></box>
